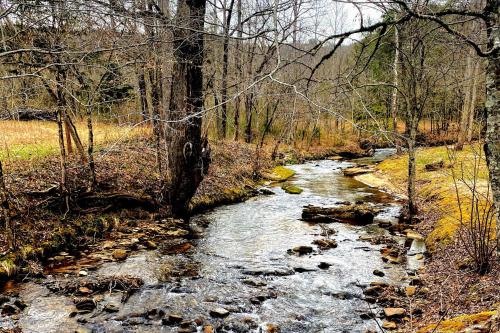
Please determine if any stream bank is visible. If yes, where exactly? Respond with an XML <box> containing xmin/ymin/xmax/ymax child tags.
<box><xmin>1</xmin><ymin>149</ymin><xmax>432</xmax><ymax>333</ymax></box>
<box><xmin>352</xmin><ymin>145</ymin><xmax>499</xmax><ymax>332</ymax></box>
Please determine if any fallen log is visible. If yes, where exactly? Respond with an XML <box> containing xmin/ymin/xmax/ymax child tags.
<box><xmin>0</xmin><ymin>108</ymin><xmax>57</xmax><ymax>121</ymax></box>
<box><xmin>302</xmin><ymin>203</ymin><xmax>382</xmax><ymax>225</ymax></box>
<box><xmin>76</xmin><ymin>192</ymin><xmax>158</xmax><ymax>212</ymax></box>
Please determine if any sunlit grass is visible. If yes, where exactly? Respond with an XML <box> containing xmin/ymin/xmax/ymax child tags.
<box><xmin>0</xmin><ymin>120</ymin><xmax>150</xmax><ymax>161</ymax></box>
<box><xmin>378</xmin><ymin>144</ymin><xmax>494</xmax><ymax>250</ymax></box>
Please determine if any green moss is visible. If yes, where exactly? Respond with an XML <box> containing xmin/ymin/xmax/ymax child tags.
<box><xmin>281</xmin><ymin>184</ymin><xmax>303</xmax><ymax>194</ymax></box>
<box><xmin>190</xmin><ymin>184</ymin><xmax>255</xmax><ymax>212</ymax></box>
<box><xmin>0</xmin><ymin>257</ymin><xmax>18</xmax><ymax>278</ymax></box>
<box><xmin>417</xmin><ymin>311</ymin><xmax>496</xmax><ymax>333</ymax></box>
<box><xmin>376</xmin><ymin>144</ymin><xmax>493</xmax><ymax>251</ymax></box>
<box><xmin>264</xmin><ymin>166</ymin><xmax>296</xmax><ymax>182</ymax></box>
<box><xmin>19</xmin><ymin>245</ymin><xmax>36</xmax><ymax>260</ymax></box>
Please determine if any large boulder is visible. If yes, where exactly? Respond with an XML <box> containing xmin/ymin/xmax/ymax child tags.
<box><xmin>301</xmin><ymin>202</ymin><xmax>382</xmax><ymax>225</ymax></box>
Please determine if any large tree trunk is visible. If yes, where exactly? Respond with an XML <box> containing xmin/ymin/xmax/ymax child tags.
<box><xmin>145</xmin><ymin>2</ymin><xmax>164</xmax><ymax>184</ymax></box>
<box><xmin>167</xmin><ymin>0</ymin><xmax>208</xmax><ymax>219</ymax></box>
<box><xmin>483</xmin><ymin>0</ymin><xmax>499</xmax><ymax>241</ymax></box>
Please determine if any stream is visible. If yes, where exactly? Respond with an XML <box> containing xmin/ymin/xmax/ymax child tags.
<box><xmin>1</xmin><ymin>149</ymin><xmax>422</xmax><ymax>333</ymax></box>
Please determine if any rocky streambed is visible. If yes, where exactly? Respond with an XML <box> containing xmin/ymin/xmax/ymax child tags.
<box><xmin>0</xmin><ymin>150</ymin><xmax>427</xmax><ymax>333</ymax></box>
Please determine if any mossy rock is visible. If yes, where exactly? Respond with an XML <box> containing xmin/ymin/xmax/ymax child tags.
<box><xmin>264</xmin><ymin>166</ymin><xmax>296</xmax><ymax>182</ymax></box>
<box><xmin>281</xmin><ymin>184</ymin><xmax>303</xmax><ymax>194</ymax></box>
<box><xmin>417</xmin><ymin>311</ymin><xmax>496</xmax><ymax>333</ymax></box>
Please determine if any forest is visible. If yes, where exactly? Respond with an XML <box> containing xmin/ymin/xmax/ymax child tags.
<box><xmin>0</xmin><ymin>0</ymin><xmax>498</xmax><ymax>332</ymax></box>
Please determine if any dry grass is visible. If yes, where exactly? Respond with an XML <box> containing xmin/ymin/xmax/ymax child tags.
<box><xmin>0</xmin><ymin>120</ymin><xmax>150</xmax><ymax>161</ymax></box>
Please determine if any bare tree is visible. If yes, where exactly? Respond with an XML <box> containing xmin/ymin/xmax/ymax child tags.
<box><xmin>167</xmin><ymin>0</ymin><xmax>209</xmax><ymax>219</ymax></box>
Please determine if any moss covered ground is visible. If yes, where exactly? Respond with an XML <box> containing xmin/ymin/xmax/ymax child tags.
<box><xmin>376</xmin><ymin>144</ymin><xmax>492</xmax><ymax>251</ymax></box>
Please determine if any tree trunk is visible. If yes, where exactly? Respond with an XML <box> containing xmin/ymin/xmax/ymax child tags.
<box><xmin>483</xmin><ymin>0</ymin><xmax>499</xmax><ymax>243</ymax></box>
<box><xmin>137</xmin><ymin>68</ymin><xmax>149</xmax><ymax>121</ymax></box>
<box><xmin>391</xmin><ymin>26</ymin><xmax>400</xmax><ymax>152</ymax></box>
<box><xmin>0</xmin><ymin>161</ymin><xmax>14</xmax><ymax>250</ymax></box>
<box><xmin>167</xmin><ymin>0</ymin><xmax>208</xmax><ymax>219</ymax></box>
<box><xmin>457</xmin><ymin>53</ymin><xmax>474</xmax><ymax>150</ymax></box>
<box><xmin>87</xmin><ymin>106</ymin><xmax>96</xmax><ymax>192</ymax></box>
<box><xmin>407</xmin><ymin>117</ymin><xmax>418</xmax><ymax>218</ymax></box>
<box><xmin>148</xmin><ymin>63</ymin><xmax>163</xmax><ymax>178</ymax></box>
<box><xmin>62</xmin><ymin>110</ymin><xmax>87</xmax><ymax>164</ymax></box>
<box><xmin>64</xmin><ymin>118</ymin><xmax>73</xmax><ymax>155</ymax></box>
<box><xmin>233</xmin><ymin>0</ymin><xmax>242</xmax><ymax>141</ymax></box>
<box><xmin>57</xmin><ymin>108</ymin><xmax>69</xmax><ymax>211</ymax></box>
<box><xmin>244</xmin><ymin>93</ymin><xmax>254</xmax><ymax>143</ymax></box>
<box><xmin>220</xmin><ymin>0</ymin><xmax>235</xmax><ymax>139</ymax></box>
<box><xmin>467</xmin><ymin>61</ymin><xmax>481</xmax><ymax>142</ymax></box>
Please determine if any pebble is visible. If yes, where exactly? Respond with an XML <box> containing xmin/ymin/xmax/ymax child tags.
<box><xmin>78</xmin><ymin>270</ymin><xmax>88</xmax><ymax>277</ymax></box>
<box><xmin>382</xmin><ymin>320</ymin><xmax>397</xmax><ymax>329</ymax></box>
<box><xmin>242</xmin><ymin>278</ymin><xmax>266</xmax><ymax>287</ymax></box>
<box><xmin>203</xmin><ymin>325</ymin><xmax>214</xmax><ymax>333</ymax></box>
<box><xmin>104</xmin><ymin>303</ymin><xmax>120</xmax><ymax>313</ymax></box>
<box><xmin>144</xmin><ymin>240</ymin><xmax>157</xmax><ymax>249</ymax></box>
<box><xmin>318</xmin><ymin>262</ymin><xmax>331</xmax><ymax>269</ymax></box>
<box><xmin>384</xmin><ymin>307</ymin><xmax>406</xmax><ymax>318</ymax></box>
<box><xmin>405</xmin><ymin>286</ymin><xmax>417</xmax><ymax>297</ymax></box>
<box><xmin>112</xmin><ymin>249</ymin><xmax>128</xmax><ymax>261</ymax></box>
<box><xmin>405</xmin><ymin>230</ymin><xmax>424</xmax><ymax>241</ymax></box>
<box><xmin>290</xmin><ymin>245</ymin><xmax>313</xmax><ymax>255</ymax></box>
<box><xmin>164</xmin><ymin>314</ymin><xmax>183</xmax><ymax>324</ymax></box>
<box><xmin>264</xmin><ymin>323</ymin><xmax>280</xmax><ymax>332</ymax></box>
<box><xmin>373</xmin><ymin>269</ymin><xmax>385</xmax><ymax>277</ymax></box>
<box><xmin>209</xmin><ymin>307</ymin><xmax>230</xmax><ymax>318</ymax></box>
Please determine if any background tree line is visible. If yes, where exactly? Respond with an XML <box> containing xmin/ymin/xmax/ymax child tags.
<box><xmin>0</xmin><ymin>0</ymin><xmax>497</xmax><ymax>229</ymax></box>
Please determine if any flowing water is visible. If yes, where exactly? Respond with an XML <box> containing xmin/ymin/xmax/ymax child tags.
<box><xmin>1</xmin><ymin>149</ymin><xmax>415</xmax><ymax>333</ymax></box>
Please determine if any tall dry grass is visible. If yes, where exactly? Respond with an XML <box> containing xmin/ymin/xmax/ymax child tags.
<box><xmin>0</xmin><ymin>120</ymin><xmax>150</xmax><ymax>161</ymax></box>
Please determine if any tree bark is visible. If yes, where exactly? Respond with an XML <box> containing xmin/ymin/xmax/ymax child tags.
<box><xmin>137</xmin><ymin>67</ymin><xmax>149</xmax><ymax>121</ymax></box>
<box><xmin>233</xmin><ymin>0</ymin><xmax>242</xmax><ymax>141</ymax></box>
<box><xmin>0</xmin><ymin>161</ymin><xmax>14</xmax><ymax>250</ymax></box>
<box><xmin>57</xmin><ymin>107</ymin><xmax>69</xmax><ymax>212</ymax></box>
<box><xmin>86</xmin><ymin>105</ymin><xmax>96</xmax><ymax>192</ymax></box>
<box><xmin>391</xmin><ymin>26</ymin><xmax>401</xmax><ymax>153</ymax></box>
<box><xmin>167</xmin><ymin>0</ymin><xmax>208</xmax><ymax>219</ymax></box>
<box><xmin>457</xmin><ymin>52</ymin><xmax>474</xmax><ymax>150</ymax></box>
<box><xmin>407</xmin><ymin>116</ymin><xmax>418</xmax><ymax>218</ymax></box>
<box><xmin>483</xmin><ymin>0</ymin><xmax>499</xmax><ymax>241</ymax></box>
<box><xmin>62</xmin><ymin>110</ymin><xmax>87</xmax><ymax>164</ymax></box>
<box><xmin>220</xmin><ymin>0</ymin><xmax>235</xmax><ymax>139</ymax></box>
<box><xmin>148</xmin><ymin>63</ymin><xmax>163</xmax><ymax>178</ymax></box>
<box><xmin>244</xmin><ymin>92</ymin><xmax>254</xmax><ymax>143</ymax></box>
<box><xmin>467</xmin><ymin>61</ymin><xmax>481</xmax><ymax>142</ymax></box>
